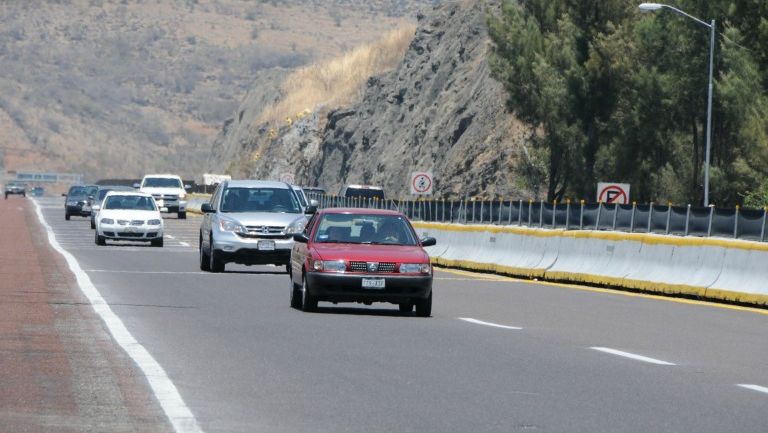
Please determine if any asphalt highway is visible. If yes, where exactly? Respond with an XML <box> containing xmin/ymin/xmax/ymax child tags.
<box><xmin>33</xmin><ymin>196</ymin><xmax>768</xmax><ymax>433</ymax></box>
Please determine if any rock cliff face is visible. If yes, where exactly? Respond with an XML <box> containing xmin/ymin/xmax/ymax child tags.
<box><xmin>210</xmin><ymin>0</ymin><xmax>530</xmax><ymax>199</ymax></box>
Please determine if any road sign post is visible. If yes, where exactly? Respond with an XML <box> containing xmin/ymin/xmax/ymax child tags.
<box><xmin>597</xmin><ymin>182</ymin><xmax>630</xmax><ymax>204</ymax></box>
<box><xmin>410</xmin><ymin>171</ymin><xmax>433</xmax><ymax>196</ymax></box>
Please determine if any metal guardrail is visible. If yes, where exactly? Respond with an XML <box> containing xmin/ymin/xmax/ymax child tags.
<box><xmin>309</xmin><ymin>195</ymin><xmax>768</xmax><ymax>243</ymax></box>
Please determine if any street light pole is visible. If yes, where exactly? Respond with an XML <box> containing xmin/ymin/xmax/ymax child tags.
<box><xmin>639</xmin><ymin>3</ymin><xmax>715</xmax><ymax>206</ymax></box>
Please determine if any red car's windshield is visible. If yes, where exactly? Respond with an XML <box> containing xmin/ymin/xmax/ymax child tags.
<box><xmin>314</xmin><ymin>214</ymin><xmax>417</xmax><ymax>246</ymax></box>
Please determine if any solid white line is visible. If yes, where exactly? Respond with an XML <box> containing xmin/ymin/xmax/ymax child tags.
<box><xmin>590</xmin><ymin>347</ymin><xmax>677</xmax><ymax>366</ymax></box>
<box><xmin>458</xmin><ymin>317</ymin><xmax>522</xmax><ymax>330</ymax></box>
<box><xmin>86</xmin><ymin>270</ymin><xmax>208</xmax><ymax>274</ymax></box>
<box><xmin>178</xmin><ymin>241</ymin><xmax>191</xmax><ymax>247</ymax></box>
<box><xmin>167</xmin><ymin>235</ymin><xmax>175</xmax><ymax>239</ymax></box>
<box><xmin>737</xmin><ymin>384</ymin><xmax>768</xmax><ymax>395</ymax></box>
<box><xmin>32</xmin><ymin>200</ymin><xmax>203</xmax><ymax>433</ymax></box>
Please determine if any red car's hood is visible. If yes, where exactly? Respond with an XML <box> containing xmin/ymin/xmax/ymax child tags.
<box><xmin>311</xmin><ymin>243</ymin><xmax>429</xmax><ymax>263</ymax></box>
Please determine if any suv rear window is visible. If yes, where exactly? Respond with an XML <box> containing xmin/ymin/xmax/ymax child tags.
<box><xmin>342</xmin><ymin>187</ymin><xmax>384</xmax><ymax>200</ymax></box>
<box><xmin>143</xmin><ymin>178</ymin><xmax>182</xmax><ymax>188</ymax></box>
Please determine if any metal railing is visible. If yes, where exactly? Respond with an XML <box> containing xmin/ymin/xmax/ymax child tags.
<box><xmin>308</xmin><ymin>195</ymin><xmax>768</xmax><ymax>243</ymax></box>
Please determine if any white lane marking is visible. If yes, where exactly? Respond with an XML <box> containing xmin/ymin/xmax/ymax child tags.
<box><xmin>737</xmin><ymin>384</ymin><xmax>768</xmax><ymax>395</ymax></box>
<box><xmin>86</xmin><ymin>270</ymin><xmax>209</xmax><ymax>275</ymax></box>
<box><xmin>167</xmin><ymin>235</ymin><xmax>175</xmax><ymax>239</ymax></box>
<box><xmin>590</xmin><ymin>347</ymin><xmax>676</xmax><ymax>366</ymax></box>
<box><xmin>178</xmin><ymin>241</ymin><xmax>191</xmax><ymax>247</ymax></box>
<box><xmin>458</xmin><ymin>317</ymin><xmax>522</xmax><ymax>330</ymax></box>
<box><xmin>32</xmin><ymin>201</ymin><xmax>204</xmax><ymax>433</ymax></box>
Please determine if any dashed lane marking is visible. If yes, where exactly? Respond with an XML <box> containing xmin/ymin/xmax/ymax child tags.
<box><xmin>32</xmin><ymin>201</ymin><xmax>205</xmax><ymax>433</ymax></box>
<box><xmin>178</xmin><ymin>242</ymin><xmax>191</xmax><ymax>247</ymax></box>
<box><xmin>590</xmin><ymin>347</ymin><xmax>677</xmax><ymax>366</ymax></box>
<box><xmin>737</xmin><ymin>384</ymin><xmax>768</xmax><ymax>395</ymax></box>
<box><xmin>458</xmin><ymin>317</ymin><xmax>522</xmax><ymax>330</ymax></box>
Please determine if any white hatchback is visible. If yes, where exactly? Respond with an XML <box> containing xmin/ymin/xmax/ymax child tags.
<box><xmin>95</xmin><ymin>191</ymin><xmax>164</xmax><ymax>247</ymax></box>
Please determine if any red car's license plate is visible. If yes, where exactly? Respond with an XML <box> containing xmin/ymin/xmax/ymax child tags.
<box><xmin>362</xmin><ymin>278</ymin><xmax>385</xmax><ymax>289</ymax></box>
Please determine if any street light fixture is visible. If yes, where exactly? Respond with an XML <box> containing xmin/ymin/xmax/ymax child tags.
<box><xmin>638</xmin><ymin>3</ymin><xmax>715</xmax><ymax>207</ymax></box>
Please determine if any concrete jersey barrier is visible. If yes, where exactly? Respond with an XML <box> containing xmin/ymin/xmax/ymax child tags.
<box><xmin>413</xmin><ymin>221</ymin><xmax>768</xmax><ymax>306</ymax></box>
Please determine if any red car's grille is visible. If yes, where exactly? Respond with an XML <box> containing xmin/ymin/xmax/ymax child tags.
<box><xmin>349</xmin><ymin>261</ymin><xmax>396</xmax><ymax>273</ymax></box>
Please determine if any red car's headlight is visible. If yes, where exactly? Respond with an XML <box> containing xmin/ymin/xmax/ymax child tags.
<box><xmin>399</xmin><ymin>263</ymin><xmax>431</xmax><ymax>274</ymax></box>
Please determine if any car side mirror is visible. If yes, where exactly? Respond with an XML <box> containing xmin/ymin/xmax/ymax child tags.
<box><xmin>304</xmin><ymin>205</ymin><xmax>317</xmax><ymax>214</ymax></box>
<box><xmin>93</xmin><ymin>204</ymin><xmax>100</xmax><ymax>211</ymax></box>
<box><xmin>61</xmin><ymin>193</ymin><xmax>67</xmax><ymax>197</ymax></box>
<box><xmin>201</xmin><ymin>203</ymin><xmax>215</xmax><ymax>213</ymax></box>
<box><xmin>421</xmin><ymin>237</ymin><xmax>436</xmax><ymax>247</ymax></box>
<box><xmin>88</xmin><ymin>195</ymin><xmax>94</xmax><ymax>201</ymax></box>
<box><xmin>133</xmin><ymin>183</ymin><xmax>140</xmax><ymax>188</ymax></box>
<box><xmin>309</xmin><ymin>199</ymin><xmax>319</xmax><ymax>207</ymax></box>
<box><xmin>184</xmin><ymin>184</ymin><xmax>191</xmax><ymax>190</ymax></box>
<box><xmin>293</xmin><ymin>233</ymin><xmax>310</xmax><ymax>243</ymax></box>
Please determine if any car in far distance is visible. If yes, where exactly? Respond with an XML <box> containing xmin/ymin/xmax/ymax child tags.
<box><xmin>32</xmin><ymin>186</ymin><xmax>45</xmax><ymax>197</ymax></box>
<box><xmin>90</xmin><ymin>185</ymin><xmax>136</xmax><ymax>229</ymax></box>
<box><xmin>340</xmin><ymin>184</ymin><xmax>385</xmax><ymax>201</ymax></box>
<box><xmin>63</xmin><ymin>185</ymin><xmax>91</xmax><ymax>220</ymax></box>
<box><xmin>95</xmin><ymin>191</ymin><xmax>164</xmax><ymax>247</ymax></box>
<box><xmin>289</xmin><ymin>208</ymin><xmax>436</xmax><ymax>315</ymax></box>
<box><xmin>136</xmin><ymin>174</ymin><xmax>190</xmax><ymax>219</ymax></box>
<box><xmin>80</xmin><ymin>184</ymin><xmax>100</xmax><ymax>215</ymax></box>
<box><xmin>291</xmin><ymin>185</ymin><xmax>319</xmax><ymax>213</ymax></box>
<box><xmin>4</xmin><ymin>181</ymin><xmax>26</xmax><ymax>199</ymax></box>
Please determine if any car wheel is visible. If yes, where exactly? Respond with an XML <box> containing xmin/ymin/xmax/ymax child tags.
<box><xmin>90</xmin><ymin>218</ymin><xmax>95</xmax><ymax>229</ymax></box>
<box><xmin>178</xmin><ymin>211</ymin><xmax>186</xmax><ymax>219</ymax></box>
<box><xmin>290</xmin><ymin>278</ymin><xmax>302</xmax><ymax>309</ymax></box>
<box><xmin>151</xmin><ymin>237</ymin><xmax>163</xmax><ymax>247</ymax></box>
<box><xmin>300</xmin><ymin>275</ymin><xmax>318</xmax><ymax>312</ymax></box>
<box><xmin>399</xmin><ymin>303</ymin><xmax>413</xmax><ymax>313</ymax></box>
<box><xmin>415</xmin><ymin>292</ymin><xmax>432</xmax><ymax>317</ymax></box>
<box><xmin>65</xmin><ymin>212</ymin><xmax>71</xmax><ymax>221</ymax></box>
<box><xmin>95</xmin><ymin>232</ymin><xmax>106</xmax><ymax>246</ymax></box>
<box><xmin>3</xmin><ymin>193</ymin><xmax>7</xmax><ymax>199</ymax></box>
<box><xmin>199</xmin><ymin>235</ymin><xmax>211</xmax><ymax>271</ymax></box>
<box><xmin>209</xmin><ymin>236</ymin><xmax>225</xmax><ymax>272</ymax></box>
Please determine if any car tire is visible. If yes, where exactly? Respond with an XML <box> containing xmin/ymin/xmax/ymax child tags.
<box><xmin>65</xmin><ymin>212</ymin><xmax>71</xmax><ymax>221</ymax></box>
<box><xmin>90</xmin><ymin>219</ymin><xmax>95</xmax><ymax>229</ymax></box>
<box><xmin>399</xmin><ymin>303</ymin><xmax>413</xmax><ymax>313</ymax></box>
<box><xmin>415</xmin><ymin>292</ymin><xmax>432</xmax><ymax>317</ymax></box>
<box><xmin>300</xmin><ymin>275</ymin><xmax>318</xmax><ymax>312</ymax></box>
<box><xmin>151</xmin><ymin>237</ymin><xmax>163</xmax><ymax>247</ymax></box>
<box><xmin>290</xmin><ymin>278</ymin><xmax>302</xmax><ymax>309</ymax></box>
<box><xmin>178</xmin><ymin>211</ymin><xmax>186</xmax><ymax>219</ymax></box>
<box><xmin>199</xmin><ymin>235</ymin><xmax>211</xmax><ymax>271</ymax></box>
<box><xmin>209</xmin><ymin>237</ymin><xmax>225</xmax><ymax>272</ymax></box>
<box><xmin>4</xmin><ymin>193</ymin><xmax>7</xmax><ymax>199</ymax></box>
<box><xmin>95</xmin><ymin>233</ymin><xmax>106</xmax><ymax>246</ymax></box>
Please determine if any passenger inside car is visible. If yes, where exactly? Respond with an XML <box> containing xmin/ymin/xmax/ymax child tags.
<box><xmin>376</xmin><ymin>221</ymin><xmax>403</xmax><ymax>244</ymax></box>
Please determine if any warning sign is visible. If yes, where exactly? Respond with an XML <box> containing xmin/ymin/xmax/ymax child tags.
<box><xmin>597</xmin><ymin>182</ymin><xmax>630</xmax><ymax>204</ymax></box>
<box><xmin>410</xmin><ymin>172</ymin><xmax>434</xmax><ymax>196</ymax></box>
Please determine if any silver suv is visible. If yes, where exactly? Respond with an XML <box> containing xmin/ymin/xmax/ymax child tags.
<box><xmin>199</xmin><ymin>180</ymin><xmax>316</xmax><ymax>272</ymax></box>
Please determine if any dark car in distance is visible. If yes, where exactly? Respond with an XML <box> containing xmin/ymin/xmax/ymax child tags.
<box><xmin>289</xmin><ymin>208</ymin><xmax>436</xmax><ymax>316</ymax></box>
<box><xmin>89</xmin><ymin>185</ymin><xmax>136</xmax><ymax>229</ymax></box>
<box><xmin>63</xmin><ymin>185</ymin><xmax>93</xmax><ymax>220</ymax></box>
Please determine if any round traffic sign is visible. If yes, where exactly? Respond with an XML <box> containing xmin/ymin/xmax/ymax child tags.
<box><xmin>412</xmin><ymin>173</ymin><xmax>432</xmax><ymax>194</ymax></box>
<box><xmin>598</xmin><ymin>184</ymin><xmax>628</xmax><ymax>204</ymax></box>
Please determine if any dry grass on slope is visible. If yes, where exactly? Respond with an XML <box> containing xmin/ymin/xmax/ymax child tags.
<box><xmin>257</xmin><ymin>24</ymin><xmax>416</xmax><ymax>128</ymax></box>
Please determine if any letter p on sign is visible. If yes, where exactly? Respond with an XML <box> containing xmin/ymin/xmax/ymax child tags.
<box><xmin>597</xmin><ymin>182</ymin><xmax>630</xmax><ymax>204</ymax></box>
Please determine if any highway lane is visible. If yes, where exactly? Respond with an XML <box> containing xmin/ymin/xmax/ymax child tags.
<box><xmin>34</xmin><ymin>196</ymin><xmax>768</xmax><ymax>433</ymax></box>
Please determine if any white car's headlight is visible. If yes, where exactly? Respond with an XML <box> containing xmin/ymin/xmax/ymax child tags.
<box><xmin>400</xmin><ymin>263</ymin><xmax>431</xmax><ymax>274</ymax></box>
<box><xmin>147</xmin><ymin>219</ymin><xmax>162</xmax><ymax>226</ymax></box>
<box><xmin>285</xmin><ymin>217</ymin><xmax>307</xmax><ymax>235</ymax></box>
<box><xmin>313</xmin><ymin>260</ymin><xmax>346</xmax><ymax>272</ymax></box>
<box><xmin>179</xmin><ymin>192</ymin><xmax>186</xmax><ymax>199</ymax></box>
<box><xmin>101</xmin><ymin>218</ymin><xmax>115</xmax><ymax>225</ymax></box>
<box><xmin>219</xmin><ymin>218</ymin><xmax>247</xmax><ymax>234</ymax></box>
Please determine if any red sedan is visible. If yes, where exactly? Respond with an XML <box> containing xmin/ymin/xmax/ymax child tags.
<box><xmin>289</xmin><ymin>208</ymin><xmax>436</xmax><ymax>316</ymax></box>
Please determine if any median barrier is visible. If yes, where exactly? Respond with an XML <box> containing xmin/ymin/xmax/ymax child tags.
<box><xmin>412</xmin><ymin>221</ymin><xmax>768</xmax><ymax>306</ymax></box>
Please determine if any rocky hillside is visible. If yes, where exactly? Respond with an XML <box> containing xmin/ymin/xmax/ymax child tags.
<box><xmin>209</xmin><ymin>0</ymin><xmax>529</xmax><ymax>199</ymax></box>
<box><xmin>0</xmin><ymin>0</ymin><xmax>431</xmax><ymax>181</ymax></box>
